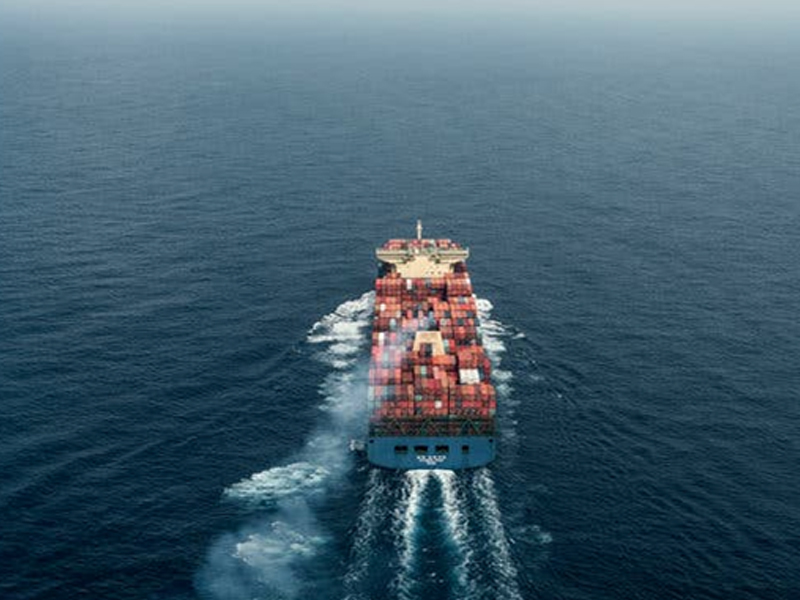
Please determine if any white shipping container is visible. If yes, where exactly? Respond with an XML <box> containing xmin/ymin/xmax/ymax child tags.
<box><xmin>459</xmin><ymin>369</ymin><xmax>480</xmax><ymax>384</ymax></box>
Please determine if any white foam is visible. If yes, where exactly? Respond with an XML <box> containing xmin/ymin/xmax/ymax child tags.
<box><xmin>434</xmin><ymin>470</ymin><xmax>476</xmax><ymax>597</ymax></box>
<box><xmin>306</xmin><ymin>292</ymin><xmax>373</xmax><ymax>369</ymax></box>
<box><xmin>477</xmin><ymin>297</ymin><xmax>517</xmax><ymax>444</ymax></box>
<box><xmin>202</xmin><ymin>294</ymin><xmax>374</xmax><ymax>600</ymax></box>
<box><xmin>492</xmin><ymin>369</ymin><xmax>513</xmax><ymax>383</ymax></box>
<box><xmin>476</xmin><ymin>297</ymin><xmax>494</xmax><ymax>313</ymax></box>
<box><xmin>224</xmin><ymin>462</ymin><xmax>330</xmax><ymax>507</ymax></box>
<box><xmin>329</xmin><ymin>341</ymin><xmax>360</xmax><ymax>356</ymax></box>
<box><xmin>231</xmin><ymin>521</ymin><xmax>327</xmax><ymax>597</ymax></box>
<box><xmin>472</xmin><ymin>469</ymin><xmax>523</xmax><ymax>600</ymax></box>
<box><xmin>343</xmin><ymin>470</ymin><xmax>392</xmax><ymax>600</ymax></box>
<box><xmin>393</xmin><ymin>471</ymin><xmax>430</xmax><ymax>600</ymax></box>
<box><xmin>476</xmin><ymin>297</ymin><xmax>508</xmax><ymax>366</ymax></box>
<box><xmin>234</xmin><ymin>522</ymin><xmax>325</xmax><ymax>565</ymax></box>
<box><xmin>515</xmin><ymin>523</ymin><xmax>553</xmax><ymax>545</ymax></box>
<box><xmin>307</xmin><ymin>292</ymin><xmax>374</xmax><ymax>345</ymax></box>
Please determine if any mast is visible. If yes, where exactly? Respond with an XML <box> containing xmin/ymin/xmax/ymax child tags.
<box><xmin>416</xmin><ymin>219</ymin><xmax>423</xmax><ymax>241</ymax></box>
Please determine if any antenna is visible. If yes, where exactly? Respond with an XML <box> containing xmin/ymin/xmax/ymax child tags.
<box><xmin>416</xmin><ymin>219</ymin><xmax>423</xmax><ymax>240</ymax></box>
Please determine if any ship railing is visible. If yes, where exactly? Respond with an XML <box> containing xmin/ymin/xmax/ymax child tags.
<box><xmin>369</xmin><ymin>417</ymin><xmax>495</xmax><ymax>437</ymax></box>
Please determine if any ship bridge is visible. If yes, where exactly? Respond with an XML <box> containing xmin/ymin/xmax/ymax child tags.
<box><xmin>376</xmin><ymin>220</ymin><xmax>469</xmax><ymax>278</ymax></box>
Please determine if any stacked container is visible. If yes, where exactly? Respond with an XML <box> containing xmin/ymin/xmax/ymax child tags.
<box><xmin>368</xmin><ymin>240</ymin><xmax>497</xmax><ymax>437</ymax></box>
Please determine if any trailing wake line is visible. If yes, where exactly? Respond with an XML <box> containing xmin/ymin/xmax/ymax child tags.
<box><xmin>198</xmin><ymin>293</ymin><xmax>541</xmax><ymax>600</ymax></box>
<box><xmin>436</xmin><ymin>470</ymin><xmax>475</xmax><ymax>597</ymax></box>
<box><xmin>343</xmin><ymin>469</ymin><xmax>390</xmax><ymax>600</ymax></box>
<box><xmin>473</xmin><ymin>468</ymin><xmax>524</xmax><ymax>600</ymax></box>
<box><xmin>393</xmin><ymin>471</ymin><xmax>430</xmax><ymax>600</ymax></box>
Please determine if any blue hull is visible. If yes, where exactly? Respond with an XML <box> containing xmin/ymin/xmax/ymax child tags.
<box><xmin>367</xmin><ymin>435</ymin><xmax>495</xmax><ymax>470</ymax></box>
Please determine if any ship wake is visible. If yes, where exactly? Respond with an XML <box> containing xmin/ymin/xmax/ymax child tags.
<box><xmin>197</xmin><ymin>293</ymin><xmax>374</xmax><ymax>600</ymax></box>
<box><xmin>197</xmin><ymin>293</ymin><xmax>547</xmax><ymax>600</ymax></box>
<box><xmin>343</xmin><ymin>299</ymin><xmax>546</xmax><ymax>600</ymax></box>
<box><xmin>343</xmin><ymin>468</ymin><xmax>535</xmax><ymax>600</ymax></box>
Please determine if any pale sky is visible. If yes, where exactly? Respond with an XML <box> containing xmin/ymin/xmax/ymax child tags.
<box><xmin>2</xmin><ymin>0</ymin><xmax>799</xmax><ymax>30</ymax></box>
<box><xmin>4</xmin><ymin>0</ymin><xmax>800</xmax><ymax>16</ymax></box>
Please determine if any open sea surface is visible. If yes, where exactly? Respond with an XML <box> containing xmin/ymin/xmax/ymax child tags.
<box><xmin>1</xmin><ymin>12</ymin><xmax>799</xmax><ymax>600</ymax></box>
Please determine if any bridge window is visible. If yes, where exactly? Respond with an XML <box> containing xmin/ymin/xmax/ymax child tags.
<box><xmin>394</xmin><ymin>445</ymin><xmax>408</xmax><ymax>454</ymax></box>
<box><xmin>435</xmin><ymin>445</ymin><xmax>450</xmax><ymax>454</ymax></box>
<box><xmin>414</xmin><ymin>445</ymin><xmax>429</xmax><ymax>454</ymax></box>
<box><xmin>461</xmin><ymin>445</ymin><xmax>470</xmax><ymax>454</ymax></box>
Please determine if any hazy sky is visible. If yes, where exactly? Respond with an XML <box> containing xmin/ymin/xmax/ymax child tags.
<box><xmin>2</xmin><ymin>0</ymin><xmax>799</xmax><ymax>35</ymax></box>
<box><xmin>4</xmin><ymin>0</ymin><xmax>800</xmax><ymax>17</ymax></box>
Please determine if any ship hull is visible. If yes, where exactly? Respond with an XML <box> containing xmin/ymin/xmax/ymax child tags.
<box><xmin>367</xmin><ymin>435</ymin><xmax>495</xmax><ymax>470</ymax></box>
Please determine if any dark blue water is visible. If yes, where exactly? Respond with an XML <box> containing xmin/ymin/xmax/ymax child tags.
<box><xmin>2</xmin><ymin>12</ymin><xmax>799</xmax><ymax>600</ymax></box>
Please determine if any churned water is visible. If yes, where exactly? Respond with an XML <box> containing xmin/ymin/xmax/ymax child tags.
<box><xmin>1</xmin><ymin>12</ymin><xmax>799</xmax><ymax>600</ymax></box>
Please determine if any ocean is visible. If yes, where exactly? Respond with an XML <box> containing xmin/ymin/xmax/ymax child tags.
<box><xmin>1</xmin><ymin>11</ymin><xmax>799</xmax><ymax>600</ymax></box>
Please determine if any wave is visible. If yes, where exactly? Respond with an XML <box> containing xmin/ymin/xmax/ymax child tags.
<box><xmin>198</xmin><ymin>293</ymin><xmax>374</xmax><ymax>600</ymax></box>
<box><xmin>224</xmin><ymin>462</ymin><xmax>330</xmax><ymax>508</ymax></box>
<box><xmin>343</xmin><ymin>469</ymin><xmax>393</xmax><ymax>600</ymax></box>
<box><xmin>472</xmin><ymin>468</ymin><xmax>523</xmax><ymax>600</ymax></box>
<box><xmin>308</xmin><ymin>292</ymin><xmax>374</xmax><ymax>370</ymax></box>
<box><xmin>199</xmin><ymin>291</ymin><xmax>544</xmax><ymax>600</ymax></box>
<box><xmin>220</xmin><ymin>292</ymin><xmax>374</xmax><ymax>508</ymax></box>
<box><xmin>341</xmin><ymin>467</ymin><xmax>536</xmax><ymax>600</ymax></box>
<box><xmin>435</xmin><ymin>470</ymin><xmax>475</xmax><ymax>597</ymax></box>
<box><xmin>391</xmin><ymin>470</ymin><xmax>430</xmax><ymax>600</ymax></box>
<box><xmin>476</xmin><ymin>298</ymin><xmax>518</xmax><ymax>448</ymax></box>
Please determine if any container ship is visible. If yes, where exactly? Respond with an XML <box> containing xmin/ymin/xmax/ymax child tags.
<box><xmin>366</xmin><ymin>222</ymin><xmax>496</xmax><ymax>469</ymax></box>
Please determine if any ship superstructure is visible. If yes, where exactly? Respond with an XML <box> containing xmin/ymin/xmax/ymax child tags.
<box><xmin>367</xmin><ymin>222</ymin><xmax>496</xmax><ymax>469</ymax></box>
